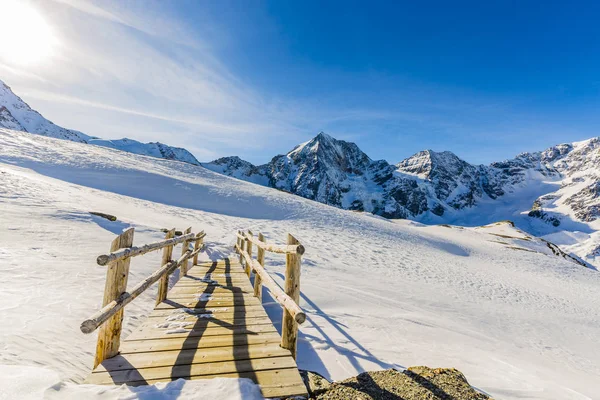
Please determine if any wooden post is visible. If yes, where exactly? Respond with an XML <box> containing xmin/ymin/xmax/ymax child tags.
<box><xmin>156</xmin><ymin>229</ymin><xmax>175</xmax><ymax>306</ymax></box>
<box><xmin>94</xmin><ymin>227</ymin><xmax>135</xmax><ymax>368</ymax></box>
<box><xmin>281</xmin><ymin>233</ymin><xmax>301</xmax><ymax>359</ymax></box>
<box><xmin>180</xmin><ymin>227</ymin><xmax>192</xmax><ymax>275</ymax></box>
<box><xmin>238</xmin><ymin>230</ymin><xmax>245</xmax><ymax>264</ymax></box>
<box><xmin>192</xmin><ymin>232</ymin><xmax>203</xmax><ymax>266</ymax></box>
<box><xmin>245</xmin><ymin>230</ymin><xmax>253</xmax><ymax>277</ymax></box>
<box><xmin>254</xmin><ymin>232</ymin><xmax>265</xmax><ymax>300</ymax></box>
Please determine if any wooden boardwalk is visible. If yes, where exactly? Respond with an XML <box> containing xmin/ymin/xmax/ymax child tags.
<box><xmin>85</xmin><ymin>258</ymin><xmax>307</xmax><ymax>398</ymax></box>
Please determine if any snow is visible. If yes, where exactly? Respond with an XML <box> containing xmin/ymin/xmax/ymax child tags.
<box><xmin>1</xmin><ymin>129</ymin><xmax>600</xmax><ymax>399</ymax></box>
<box><xmin>88</xmin><ymin>138</ymin><xmax>200</xmax><ymax>166</ymax></box>
<box><xmin>0</xmin><ymin>365</ymin><xmax>262</xmax><ymax>400</ymax></box>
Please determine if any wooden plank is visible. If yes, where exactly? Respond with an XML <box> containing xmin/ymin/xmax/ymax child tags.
<box><xmin>144</xmin><ymin>313</ymin><xmax>272</xmax><ymax>326</ymax></box>
<box><xmin>93</xmin><ymin>342</ymin><xmax>291</xmax><ymax>372</ymax></box>
<box><xmin>165</xmin><ymin>291</ymin><xmax>256</xmax><ymax>300</ymax></box>
<box><xmin>86</xmin><ymin>355</ymin><xmax>298</xmax><ymax>385</ymax></box>
<box><xmin>131</xmin><ymin>370</ymin><xmax>306</xmax><ymax>398</ymax></box>
<box><xmin>174</xmin><ymin>277</ymin><xmax>253</xmax><ymax>286</ymax></box>
<box><xmin>137</xmin><ymin>315</ymin><xmax>274</xmax><ymax>331</ymax></box>
<box><xmin>167</xmin><ymin>285</ymin><xmax>254</xmax><ymax>295</ymax></box>
<box><xmin>119</xmin><ymin>331</ymin><xmax>283</xmax><ymax>353</ymax></box>
<box><xmin>195</xmin><ymin>260</ymin><xmax>242</xmax><ymax>267</ymax></box>
<box><xmin>146</xmin><ymin>304</ymin><xmax>267</xmax><ymax>318</ymax></box>
<box><xmin>180</xmin><ymin>273</ymin><xmax>251</xmax><ymax>280</ymax></box>
<box><xmin>89</xmin><ymin>368</ymin><xmax>307</xmax><ymax>397</ymax></box>
<box><xmin>154</xmin><ymin>297</ymin><xmax>262</xmax><ymax>310</ymax></box>
<box><xmin>188</xmin><ymin>267</ymin><xmax>244</xmax><ymax>278</ymax></box>
<box><xmin>126</xmin><ymin>323</ymin><xmax>278</xmax><ymax>341</ymax></box>
<box><xmin>165</xmin><ymin>295</ymin><xmax>259</xmax><ymax>303</ymax></box>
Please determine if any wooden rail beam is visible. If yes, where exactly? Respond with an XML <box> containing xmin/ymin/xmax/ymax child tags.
<box><xmin>156</xmin><ymin>229</ymin><xmax>175</xmax><ymax>305</ymax></box>
<box><xmin>93</xmin><ymin>227</ymin><xmax>134</xmax><ymax>368</ymax></box>
<box><xmin>96</xmin><ymin>232</ymin><xmax>196</xmax><ymax>266</ymax></box>
<box><xmin>236</xmin><ymin>232</ymin><xmax>304</xmax><ymax>255</ymax></box>
<box><xmin>281</xmin><ymin>233</ymin><xmax>302</xmax><ymax>359</ymax></box>
<box><xmin>82</xmin><ymin>248</ymin><xmax>194</xmax><ymax>335</ymax></box>
<box><xmin>235</xmin><ymin>243</ymin><xmax>305</xmax><ymax>325</ymax></box>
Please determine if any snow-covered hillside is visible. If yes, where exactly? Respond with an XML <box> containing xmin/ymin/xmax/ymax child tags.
<box><xmin>1</xmin><ymin>129</ymin><xmax>599</xmax><ymax>399</ymax></box>
<box><xmin>88</xmin><ymin>138</ymin><xmax>200</xmax><ymax>165</ymax></box>
<box><xmin>0</xmin><ymin>80</ymin><xmax>199</xmax><ymax>165</ymax></box>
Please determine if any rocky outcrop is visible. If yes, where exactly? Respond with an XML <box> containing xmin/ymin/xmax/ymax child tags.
<box><xmin>312</xmin><ymin>367</ymin><xmax>490</xmax><ymax>400</ymax></box>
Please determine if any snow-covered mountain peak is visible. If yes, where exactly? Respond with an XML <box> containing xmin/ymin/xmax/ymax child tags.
<box><xmin>0</xmin><ymin>79</ymin><xmax>200</xmax><ymax>165</ymax></box>
<box><xmin>396</xmin><ymin>149</ymin><xmax>469</xmax><ymax>180</ymax></box>
<box><xmin>0</xmin><ymin>79</ymin><xmax>90</xmax><ymax>143</ymax></box>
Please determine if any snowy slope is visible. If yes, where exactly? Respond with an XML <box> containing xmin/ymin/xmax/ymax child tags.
<box><xmin>1</xmin><ymin>129</ymin><xmax>599</xmax><ymax>399</ymax></box>
<box><xmin>88</xmin><ymin>138</ymin><xmax>200</xmax><ymax>165</ymax></box>
<box><xmin>0</xmin><ymin>80</ymin><xmax>199</xmax><ymax>165</ymax></box>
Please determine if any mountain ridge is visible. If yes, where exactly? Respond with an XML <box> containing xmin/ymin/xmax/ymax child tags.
<box><xmin>203</xmin><ymin>132</ymin><xmax>600</xmax><ymax>265</ymax></box>
<box><xmin>0</xmin><ymin>79</ymin><xmax>199</xmax><ymax>165</ymax></box>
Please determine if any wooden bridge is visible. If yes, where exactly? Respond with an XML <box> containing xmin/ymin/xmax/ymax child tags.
<box><xmin>81</xmin><ymin>227</ymin><xmax>308</xmax><ymax>398</ymax></box>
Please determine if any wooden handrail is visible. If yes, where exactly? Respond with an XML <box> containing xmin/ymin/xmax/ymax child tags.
<box><xmin>81</xmin><ymin>247</ymin><xmax>198</xmax><ymax>334</ymax></box>
<box><xmin>236</xmin><ymin>232</ymin><xmax>305</xmax><ymax>255</ymax></box>
<box><xmin>96</xmin><ymin>232</ymin><xmax>198</xmax><ymax>266</ymax></box>
<box><xmin>85</xmin><ymin>227</ymin><xmax>206</xmax><ymax>367</ymax></box>
<box><xmin>235</xmin><ymin>244</ymin><xmax>306</xmax><ymax>324</ymax></box>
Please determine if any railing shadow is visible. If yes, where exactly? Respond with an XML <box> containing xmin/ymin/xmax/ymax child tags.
<box><xmin>266</xmin><ymin>271</ymin><xmax>403</xmax><ymax>382</ymax></box>
<box><xmin>170</xmin><ymin>258</ymin><xmax>258</xmax><ymax>385</ymax></box>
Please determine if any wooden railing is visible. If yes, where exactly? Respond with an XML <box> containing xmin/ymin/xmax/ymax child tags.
<box><xmin>80</xmin><ymin>227</ymin><xmax>205</xmax><ymax>367</ymax></box>
<box><xmin>234</xmin><ymin>230</ymin><xmax>306</xmax><ymax>359</ymax></box>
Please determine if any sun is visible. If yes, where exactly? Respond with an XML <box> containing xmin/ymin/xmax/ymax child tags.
<box><xmin>0</xmin><ymin>1</ymin><xmax>57</xmax><ymax>66</ymax></box>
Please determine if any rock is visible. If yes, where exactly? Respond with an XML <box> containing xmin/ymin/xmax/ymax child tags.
<box><xmin>300</xmin><ymin>370</ymin><xmax>331</xmax><ymax>397</ymax></box>
<box><xmin>160</xmin><ymin>228</ymin><xmax>183</xmax><ymax>236</ymax></box>
<box><xmin>89</xmin><ymin>211</ymin><xmax>117</xmax><ymax>222</ymax></box>
<box><xmin>314</xmin><ymin>367</ymin><xmax>490</xmax><ymax>400</ymax></box>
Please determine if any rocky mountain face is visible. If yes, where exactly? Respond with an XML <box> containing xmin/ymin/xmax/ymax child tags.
<box><xmin>205</xmin><ymin>133</ymin><xmax>499</xmax><ymax>219</ymax></box>
<box><xmin>204</xmin><ymin>132</ymin><xmax>600</xmax><ymax>263</ymax></box>
<box><xmin>0</xmin><ymin>80</ymin><xmax>199</xmax><ymax>165</ymax></box>
<box><xmin>204</xmin><ymin>132</ymin><xmax>434</xmax><ymax>218</ymax></box>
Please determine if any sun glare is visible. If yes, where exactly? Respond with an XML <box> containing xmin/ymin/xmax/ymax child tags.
<box><xmin>0</xmin><ymin>1</ymin><xmax>57</xmax><ymax>66</ymax></box>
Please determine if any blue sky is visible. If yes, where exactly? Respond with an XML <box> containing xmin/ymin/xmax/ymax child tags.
<box><xmin>2</xmin><ymin>0</ymin><xmax>599</xmax><ymax>164</ymax></box>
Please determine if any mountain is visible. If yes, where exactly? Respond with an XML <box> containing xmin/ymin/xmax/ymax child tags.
<box><xmin>1</xmin><ymin>80</ymin><xmax>90</xmax><ymax>142</ymax></box>
<box><xmin>0</xmin><ymin>79</ymin><xmax>199</xmax><ymax>165</ymax></box>
<box><xmin>204</xmin><ymin>132</ymin><xmax>600</xmax><ymax>265</ymax></box>
<box><xmin>87</xmin><ymin>138</ymin><xmax>200</xmax><ymax>165</ymax></box>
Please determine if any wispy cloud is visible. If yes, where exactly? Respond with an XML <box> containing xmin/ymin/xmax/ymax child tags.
<box><xmin>1</xmin><ymin>0</ymin><xmax>553</xmax><ymax>164</ymax></box>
